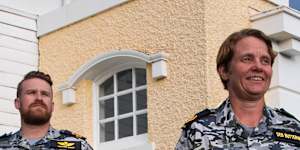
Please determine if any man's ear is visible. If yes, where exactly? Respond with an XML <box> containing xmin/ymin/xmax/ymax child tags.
<box><xmin>14</xmin><ymin>98</ymin><xmax>20</xmax><ymax>110</ymax></box>
<box><xmin>217</xmin><ymin>65</ymin><xmax>229</xmax><ymax>81</ymax></box>
<box><xmin>51</xmin><ymin>101</ymin><xmax>54</xmax><ymax>112</ymax></box>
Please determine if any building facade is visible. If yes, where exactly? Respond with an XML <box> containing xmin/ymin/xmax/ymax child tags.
<box><xmin>37</xmin><ymin>0</ymin><xmax>276</xmax><ymax>149</ymax></box>
<box><xmin>1</xmin><ymin>0</ymin><xmax>300</xmax><ymax>149</ymax></box>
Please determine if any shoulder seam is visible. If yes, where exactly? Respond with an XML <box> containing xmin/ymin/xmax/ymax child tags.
<box><xmin>182</xmin><ymin>108</ymin><xmax>214</xmax><ymax>129</ymax></box>
<box><xmin>59</xmin><ymin>130</ymin><xmax>87</xmax><ymax>140</ymax></box>
<box><xmin>0</xmin><ymin>133</ymin><xmax>12</xmax><ymax>141</ymax></box>
<box><xmin>276</xmin><ymin>108</ymin><xmax>299</xmax><ymax>122</ymax></box>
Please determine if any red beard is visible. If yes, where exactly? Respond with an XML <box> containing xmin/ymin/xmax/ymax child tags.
<box><xmin>20</xmin><ymin>101</ymin><xmax>52</xmax><ymax>125</ymax></box>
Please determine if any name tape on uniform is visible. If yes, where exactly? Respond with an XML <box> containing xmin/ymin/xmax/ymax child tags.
<box><xmin>273</xmin><ymin>129</ymin><xmax>300</xmax><ymax>146</ymax></box>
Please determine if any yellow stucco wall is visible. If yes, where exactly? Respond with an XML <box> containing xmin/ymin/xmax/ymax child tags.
<box><xmin>51</xmin><ymin>80</ymin><xmax>94</xmax><ymax>143</ymax></box>
<box><xmin>39</xmin><ymin>0</ymin><xmax>275</xmax><ymax>149</ymax></box>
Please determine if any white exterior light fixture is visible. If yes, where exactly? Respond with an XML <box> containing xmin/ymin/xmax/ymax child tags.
<box><xmin>151</xmin><ymin>60</ymin><xmax>167</xmax><ymax>80</ymax></box>
<box><xmin>61</xmin><ymin>87</ymin><xmax>76</xmax><ymax>105</ymax></box>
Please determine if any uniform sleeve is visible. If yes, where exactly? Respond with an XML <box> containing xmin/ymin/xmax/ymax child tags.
<box><xmin>175</xmin><ymin>129</ymin><xmax>194</xmax><ymax>150</ymax></box>
<box><xmin>0</xmin><ymin>133</ymin><xmax>14</xmax><ymax>149</ymax></box>
<box><xmin>80</xmin><ymin>140</ymin><xmax>93</xmax><ymax>150</ymax></box>
<box><xmin>82</xmin><ymin>142</ymin><xmax>93</xmax><ymax>150</ymax></box>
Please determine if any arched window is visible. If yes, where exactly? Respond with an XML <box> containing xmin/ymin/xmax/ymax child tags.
<box><xmin>94</xmin><ymin>65</ymin><xmax>149</xmax><ymax>149</ymax></box>
<box><xmin>59</xmin><ymin>50</ymin><xmax>166</xmax><ymax>150</ymax></box>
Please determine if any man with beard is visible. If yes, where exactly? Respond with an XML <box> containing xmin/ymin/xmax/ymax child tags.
<box><xmin>0</xmin><ymin>71</ymin><xmax>93</xmax><ymax>150</ymax></box>
<box><xmin>175</xmin><ymin>29</ymin><xmax>300</xmax><ymax>149</ymax></box>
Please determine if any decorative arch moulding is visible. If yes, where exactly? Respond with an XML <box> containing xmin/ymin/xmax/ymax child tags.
<box><xmin>58</xmin><ymin>50</ymin><xmax>168</xmax><ymax>105</ymax></box>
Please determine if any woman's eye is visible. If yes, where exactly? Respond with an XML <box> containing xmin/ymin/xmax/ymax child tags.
<box><xmin>242</xmin><ymin>56</ymin><xmax>251</xmax><ymax>62</ymax></box>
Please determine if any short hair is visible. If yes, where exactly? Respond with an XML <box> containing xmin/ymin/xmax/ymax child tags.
<box><xmin>16</xmin><ymin>71</ymin><xmax>53</xmax><ymax>97</ymax></box>
<box><xmin>216</xmin><ymin>28</ymin><xmax>277</xmax><ymax>89</ymax></box>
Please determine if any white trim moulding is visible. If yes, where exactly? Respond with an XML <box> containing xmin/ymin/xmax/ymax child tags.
<box><xmin>58</xmin><ymin>50</ymin><xmax>168</xmax><ymax>105</ymax></box>
<box><xmin>251</xmin><ymin>6</ymin><xmax>300</xmax><ymax>41</ymax></box>
<box><xmin>37</xmin><ymin>0</ymin><xmax>129</xmax><ymax>37</ymax></box>
<box><xmin>0</xmin><ymin>5</ymin><xmax>37</xmax><ymax>20</ymax></box>
<box><xmin>251</xmin><ymin>6</ymin><xmax>300</xmax><ymax>56</ymax></box>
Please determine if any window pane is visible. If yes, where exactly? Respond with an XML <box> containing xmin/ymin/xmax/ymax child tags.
<box><xmin>117</xmin><ymin>69</ymin><xmax>132</xmax><ymax>91</ymax></box>
<box><xmin>136</xmin><ymin>68</ymin><xmax>146</xmax><ymax>87</ymax></box>
<box><xmin>100</xmin><ymin>76</ymin><xmax>114</xmax><ymax>96</ymax></box>
<box><xmin>136</xmin><ymin>89</ymin><xmax>147</xmax><ymax>110</ymax></box>
<box><xmin>99</xmin><ymin>98</ymin><xmax>114</xmax><ymax>119</ymax></box>
<box><xmin>118</xmin><ymin>117</ymin><xmax>133</xmax><ymax>139</ymax></box>
<box><xmin>290</xmin><ymin>0</ymin><xmax>300</xmax><ymax>11</ymax></box>
<box><xmin>100</xmin><ymin>121</ymin><xmax>114</xmax><ymax>142</ymax></box>
<box><xmin>137</xmin><ymin>114</ymin><xmax>147</xmax><ymax>135</ymax></box>
<box><xmin>118</xmin><ymin>93</ymin><xmax>133</xmax><ymax>115</ymax></box>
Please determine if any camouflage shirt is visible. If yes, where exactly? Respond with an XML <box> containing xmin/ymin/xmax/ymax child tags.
<box><xmin>175</xmin><ymin>99</ymin><xmax>300</xmax><ymax>150</ymax></box>
<box><xmin>0</xmin><ymin>127</ymin><xmax>93</xmax><ymax>150</ymax></box>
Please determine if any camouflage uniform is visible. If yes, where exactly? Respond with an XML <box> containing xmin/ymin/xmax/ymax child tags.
<box><xmin>0</xmin><ymin>127</ymin><xmax>93</xmax><ymax>150</ymax></box>
<box><xmin>175</xmin><ymin>98</ymin><xmax>300</xmax><ymax>150</ymax></box>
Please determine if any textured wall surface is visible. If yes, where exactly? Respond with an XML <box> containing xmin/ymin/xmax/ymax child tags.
<box><xmin>39</xmin><ymin>0</ymin><xmax>275</xmax><ymax>149</ymax></box>
<box><xmin>50</xmin><ymin>80</ymin><xmax>94</xmax><ymax>144</ymax></box>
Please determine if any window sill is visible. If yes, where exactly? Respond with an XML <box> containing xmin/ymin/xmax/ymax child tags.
<box><xmin>97</xmin><ymin>134</ymin><xmax>154</xmax><ymax>150</ymax></box>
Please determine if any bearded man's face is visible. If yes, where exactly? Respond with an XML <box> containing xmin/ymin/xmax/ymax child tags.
<box><xmin>15</xmin><ymin>78</ymin><xmax>53</xmax><ymax>125</ymax></box>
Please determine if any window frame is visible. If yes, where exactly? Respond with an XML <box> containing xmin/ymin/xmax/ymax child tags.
<box><xmin>93</xmin><ymin>62</ymin><xmax>149</xmax><ymax>150</ymax></box>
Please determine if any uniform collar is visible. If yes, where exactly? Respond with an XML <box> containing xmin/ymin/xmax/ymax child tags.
<box><xmin>215</xmin><ymin>98</ymin><xmax>235</xmax><ymax>126</ymax></box>
<box><xmin>10</xmin><ymin>126</ymin><xmax>60</xmax><ymax>147</ymax></box>
<box><xmin>215</xmin><ymin>98</ymin><xmax>270</xmax><ymax>139</ymax></box>
<box><xmin>215</xmin><ymin>98</ymin><xmax>280</xmax><ymax>126</ymax></box>
<box><xmin>264</xmin><ymin>106</ymin><xmax>284</xmax><ymax>125</ymax></box>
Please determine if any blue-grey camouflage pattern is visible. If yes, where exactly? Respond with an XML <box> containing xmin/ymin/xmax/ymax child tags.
<box><xmin>0</xmin><ymin>127</ymin><xmax>93</xmax><ymax>150</ymax></box>
<box><xmin>175</xmin><ymin>98</ymin><xmax>300</xmax><ymax>150</ymax></box>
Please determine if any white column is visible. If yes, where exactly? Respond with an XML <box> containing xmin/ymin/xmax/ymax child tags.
<box><xmin>251</xmin><ymin>6</ymin><xmax>300</xmax><ymax>119</ymax></box>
